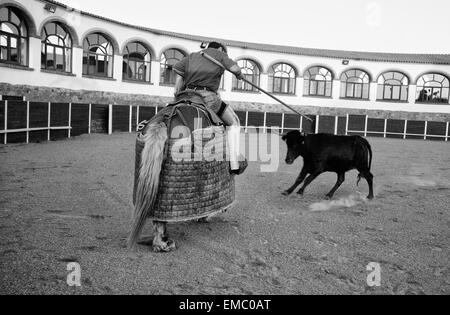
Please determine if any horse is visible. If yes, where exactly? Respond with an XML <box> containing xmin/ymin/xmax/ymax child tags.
<box><xmin>128</xmin><ymin>91</ymin><xmax>238</xmax><ymax>252</ymax></box>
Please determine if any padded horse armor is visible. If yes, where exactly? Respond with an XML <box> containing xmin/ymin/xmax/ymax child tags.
<box><xmin>133</xmin><ymin>91</ymin><xmax>235</xmax><ymax>222</ymax></box>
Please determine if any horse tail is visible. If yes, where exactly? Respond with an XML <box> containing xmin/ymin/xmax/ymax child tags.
<box><xmin>128</xmin><ymin>122</ymin><xmax>168</xmax><ymax>249</ymax></box>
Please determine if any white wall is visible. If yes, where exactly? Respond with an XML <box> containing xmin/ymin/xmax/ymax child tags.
<box><xmin>0</xmin><ymin>0</ymin><xmax>449</xmax><ymax>114</ymax></box>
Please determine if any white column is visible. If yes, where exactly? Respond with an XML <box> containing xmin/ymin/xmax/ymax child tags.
<box><xmin>259</xmin><ymin>73</ymin><xmax>269</xmax><ymax>93</ymax></box>
<box><xmin>332</xmin><ymin>80</ymin><xmax>340</xmax><ymax>99</ymax></box>
<box><xmin>151</xmin><ymin>60</ymin><xmax>161</xmax><ymax>86</ymax></box>
<box><xmin>223</xmin><ymin>71</ymin><xmax>233</xmax><ymax>92</ymax></box>
<box><xmin>72</xmin><ymin>47</ymin><xmax>83</xmax><ymax>77</ymax></box>
<box><xmin>296</xmin><ymin>77</ymin><xmax>304</xmax><ymax>96</ymax></box>
<box><xmin>408</xmin><ymin>85</ymin><xmax>417</xmax><ymax>104</ymax></box>
<box><xmin>114</xmin><ymin>55</ymin><xmax>123</xmax><ymax>81</ymax></box>
<box><xmin>28</xmin><ymin>37</ymin><xmax>41</xmax><ymax>70</ymax></box>
<box><xmin>369</xmin><ymin>82</ymin><xmax>378</xmax><ymax>101</ymax></box>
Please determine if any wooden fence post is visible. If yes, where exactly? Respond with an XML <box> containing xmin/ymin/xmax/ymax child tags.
<box><xmin>245</xmin><ymin>111</ymin><xmax>248</xmax><ymax>133</ymax></box>
<box><xmin>4</xmin><ymin>100</ymin><xmax>7</xmax><ymax>144</ymax></box>
<box><xmin>403</xmin><ymin>120</ymin><xmax>408</xmax><ymax>140</ymax></box>
<box><xmin>263</xmin><ymin>112</ymin><xmax>267</xmax><ymax>134</ymax></box>
<box><xmin>334</xmin><ymin>116</ymin><xmax>338</xmax><ymax>135</ymax></box>
<box><xmin>345</xmin><ymin>114</ymin><xmax>349</xmax><ymax>135</ymax></box>
<box><xmin>364</xmin><ymin>115</ymin><xmax>368</xmax><ymax>137</ymax></box>
<box><xmin>26</xmin><ymin>101</ymin><xmax>29</xmax><ymax>144</ymax></box>
<box><xmin>445</xmin><ymin>122</ymin><xmax>449</xmax><ymax>142</ymax></box>
<box><xmin>108</xmin><ymin>104</ymin><xmax>113</xmax><ymax>135</ymax></box>
<box><xmin>136</xmin><ymin>106</ymin><xmax>140</xmax><ymax>131</ymax></box>
<box><xmin>68</xmin><ymin>103</ymin><xmax>72</xmax><ymax>139</ymax></box>
<box><xmin>88</xmin><ymin>104</ymin><xmax>92</xmax><ymax>134</ymax></box>
<box><xmin>315</xmin><ymin>115</ymin><xmax>319</xmax><ymax>134</ymax></box>
<box><xmin>48</xmin><ymin>102</ymin><xmax>51</xmax><ymax>141</ymax></box>
<box><xmin>129</xmin><ymin>105</ymin><xmax>132</xmax><ymax>133</ymax></box>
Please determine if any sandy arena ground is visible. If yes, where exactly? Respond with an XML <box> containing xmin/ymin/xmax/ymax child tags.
<box><xmin>0</xmin><ymin>132</ymin><xmax>449</xmax><ymax>295</ymax></box>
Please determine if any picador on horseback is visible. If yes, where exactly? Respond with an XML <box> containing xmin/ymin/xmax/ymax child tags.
<box><xmin>128</xmin><ymin>42</ymin><xmax>247</xmax><ymax>252</ymax></box>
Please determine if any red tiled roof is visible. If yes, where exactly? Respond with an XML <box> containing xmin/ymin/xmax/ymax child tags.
<box><xmin>44</xmin><ymin>0</ymin><xmax>450</xmax><ymax>65</ymax></box>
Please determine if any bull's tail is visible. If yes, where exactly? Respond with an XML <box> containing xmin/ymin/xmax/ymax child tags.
<box><xmin>356</xmin><ymin>137</ymin><xmax>373</xmax><ymax>186</ymax></box>
<box><xmin>128</xmin><ymin>122</ymin><xmax>168</xmax><ymax>249</ymax></box>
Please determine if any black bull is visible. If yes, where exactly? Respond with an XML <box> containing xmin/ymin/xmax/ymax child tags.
<box><xmin>281</xmin><ymin>131</ymin><xmax>374</xmax><ymax>200</ymax></box>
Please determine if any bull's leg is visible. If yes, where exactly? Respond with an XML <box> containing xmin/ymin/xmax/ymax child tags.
<box><xmin>152</xmin><ymin>221</ymin><xmax>176</xmax><ymax>253</ymax></box>
<box><xmin>364</xmin><ymin>172</ymin><xmax>374</xmax><ymax>200</ymax></box>
<box><xmin>325</xmin><ymin>172</ymin><xmax>345</xmax><ymax>199</ymax></box>
<box><xmin>357</xmin><ymin>167</ymin><xmax>374</xmax><ymax>200</ymax></box>
<box><xmin>297</xmin><ymin>171</ymin><xmax>322</xmax><ymax>195</ymax></box>
<box><xmin>283</xmin><ymin>168</ymin><xmax>308</xmax><ymax>196</ymax></box>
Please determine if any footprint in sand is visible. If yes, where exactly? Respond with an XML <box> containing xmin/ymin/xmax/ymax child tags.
<box><xmin>77</xmin><ymin>246</ymin><xmax>98</xmax><ymax>252</ymax></box>
<box><xmin>57</xmin><ymin>256</ymin><xmax>80</xmax><ymax>263</ymax></box>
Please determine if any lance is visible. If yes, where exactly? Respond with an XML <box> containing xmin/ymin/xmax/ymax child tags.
<box><xmin>201</xmin><ymin>51</ymin><xmax>314</xmax><ymax>122</ymax></box>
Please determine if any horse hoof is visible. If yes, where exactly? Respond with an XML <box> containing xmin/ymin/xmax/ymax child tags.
<box><xmin>367</xmin><ymin>195</ymin><xmax>374</xmax><ymax>200</ymax></box>
<box><xmin>197</xmin><ymin>217</ymin><xmax>209</xmax><ymax>223</ymax></box>
<box><xmin>325</xmin><ymin>195</ymin><xmax>332</xmax><ymax>200</ymax></box>
<box><xmin>152</xmin><ymin>239</ymin><xmax>176</xmax><ymax>253</ymax></box>
<box><xmin>282</xmin><ymin>191</ymin><xmax>291</xmax><ymax>196</ymax></box>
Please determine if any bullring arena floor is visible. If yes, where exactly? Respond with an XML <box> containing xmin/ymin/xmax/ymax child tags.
<box><xmin>0</xmin><ymin>133</ymin><xmax>449</xmax><ymax>295</ymax></box>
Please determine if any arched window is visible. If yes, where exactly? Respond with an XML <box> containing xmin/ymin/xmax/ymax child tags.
<box><xmin>0</xmin><ymin>6</ymin><xmax>28</xmax><ymax>66</ymax></box>
<box><xmin>416</xmin><ymin>73</ymin><xmax>449</xmax><ymax>104</ymax></box>
<box><xmin>268</xmin><ymin>63</ymin><xmax>296</xmax><ymax>94</ymax></box>
<box><xmin>160</xmin><ymin>48</ymin><xmax>185</xmax><ymax>85</ymax></box>
<box><xmin>82</xmin><ymin>33</ymin><xmax>114</xmax><ymax>78</ymax></box>
<box><xmin>340</xmin><ymin>69</ymin><xmax>370</xmax><ymax>99</ymax></box>
<box><xmin>41</xmin><ymin>22</ymin><xmax>72</xmax><ymax>72</ymax></box>
<box><xmin>232</xmin><ymin>59</ymin><xmax>260</xmax><ymax>92</ymax></box>
<box><xmin>303</xmin><ymin>66</ymin><xmax>333</xmax><ymax>97</ymax></box>
<box><xmin>377</xmin><ymin>71</ymin><xmax>409</xmax><ymax>101</ymax></box>
<box><xmin>123</xmin><ymin>42</ymin><xmax>151</xmax><ymax>82</ymax></box>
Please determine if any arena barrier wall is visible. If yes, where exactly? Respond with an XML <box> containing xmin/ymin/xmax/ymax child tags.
<box><xmin>1</xmin><ymin>96</ymin><xmax>449</xmax><ymax>145</ymax></box>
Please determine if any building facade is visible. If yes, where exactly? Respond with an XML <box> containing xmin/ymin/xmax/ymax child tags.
<box><xmin>1</xmin><ymin>0</ymin><xmax>450</xmax><ymax>143</ymax></box>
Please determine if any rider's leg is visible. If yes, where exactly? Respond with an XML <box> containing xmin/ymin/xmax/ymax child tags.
<box><xmin>196</xmin><ymin>91</ymin><xmax>241</xmax><ymax>171</ymax></box>
<box><xmin>220</xmin><ymin>107</ymin><xmax>241</xmax><ymax>171</ymax></box>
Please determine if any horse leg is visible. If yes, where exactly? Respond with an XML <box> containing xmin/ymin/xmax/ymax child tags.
<box><xmin>152</xmin><ymin>221</ymin><xmax>176</xmax><ymax>252</ymax></box>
